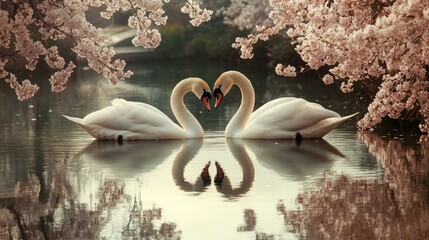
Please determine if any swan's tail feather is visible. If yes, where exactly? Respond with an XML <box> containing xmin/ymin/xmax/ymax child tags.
<box><xmin>62</xmin><ymin>114</ymin><xmax>85</xmax><ymax>125</ymax></box>
<box><xmin>303</xmin><ymin>112</ymin><xmax>359</xmax><ymax>138</ymax></box>
<box><xmin>341</xmin><ymin>112</ymin><xmax>359</xmax><ymax>121</ymax></box>
<box><xmin>326</xmin><ymin>112</ymin><xmax>359</xmax><ymax>129</ymax></box>
<box><xmin>62</xmin><ymin>114</ymin><xmax>93</xmax><ymax>132</ymax></box>
<box><xmin>63</xmin><ymin>114</ymin><xmax>103</xmax><ymax>139</ymax></box>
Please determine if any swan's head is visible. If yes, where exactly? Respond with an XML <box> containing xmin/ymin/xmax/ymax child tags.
<box><xmin>191</xmin><ymin>78</ymin><xmax>212</xmax><ymax>112</ymax></box>
<box><xmin>213</xmin><ymin>71</ymin><xmax>236</xmax><ymax>109</ymax></box>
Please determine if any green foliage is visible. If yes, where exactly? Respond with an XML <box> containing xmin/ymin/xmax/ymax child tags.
<box><xmin>155</xmin><ymin>24</ymin><xmax>187</xmax><ymax>59</ymax></box>
<box><xmin>155</xmin><ymin>17</ymin><xmax>298</xmax><ymax>65</ymax></box>
<box><xmin>155</xmin><ymin>18</ymin><xmax>301</xmax><ymax>67</ymax></box>
<box><xmin>156</xmin><ymin>17</ymin><xmax>243</xmax><ymax>61</ymax></box>
<box><xmin>265</xmin><ymin>35</ymin><xmax>304</xmax><ymax>67</ymax></box>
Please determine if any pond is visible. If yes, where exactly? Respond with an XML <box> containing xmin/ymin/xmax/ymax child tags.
<box><xmin>0</xmin><ymin>60</ymin><xmax>428</xmax><ymax>239</ymax></box>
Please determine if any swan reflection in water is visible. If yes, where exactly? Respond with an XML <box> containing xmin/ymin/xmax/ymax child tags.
<box><xmin>241</xmin><ymin>138</ymin><xmax>344</xmax><ymax>181</ymax></box>
<box><xmin>172</xmin><ymin>137</ymin><xmax>343</xmax><ymax>198</ymax></box>
<box><xmin>172</xmin><ymin>138</ymin><xmax>255</xmax><ymax>199</ymax></box>
<box><xmin>78</xmin><ymin>136</ymin><xmax>344</xmax><ymax>197</ymax></box>
<box><xmin>79</xmin><ymin>139</ymin><xmax>220</xmax><ymax>192</ymax></box>
<box><xmin>78</xmin><ymin>140</ymin><xmax>184</xmax><ymax>177</ymax></box>
<box><xmin>171</xmin><ymin>139</ymin><xmax>208</xmax><ymax>193</ymax></box>
<box><xmin>79</xmin><ymin>138</ymin><xmax>256</xmax><ymax>199</ymax></box>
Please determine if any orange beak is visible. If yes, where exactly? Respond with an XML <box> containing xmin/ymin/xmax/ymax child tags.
<box><xmin>213</xmin><ymin>87</ymin><xmax>223</xmax><ymax>109</ymax></box>
<box><xmin>202</xmin><ymin>96</ymin><xmax>211</xmax><ymax>111</ymax></box>
<box><xmin>200</xmin><ymin>90</ymin><xmax>211</xmax><ymax>112</ymax></box>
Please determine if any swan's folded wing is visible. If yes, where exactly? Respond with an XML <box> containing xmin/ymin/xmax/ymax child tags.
<box><xmin>120</xmin><ymin>99</ymin><xmax>171</xmax><ymax>119</ymax></box>
<box><xmin>249</xmin><ymin>97</ymin><xmax>301</xmax><ymax>124</ymax></box>
<box><xmin>82</xmin><ymin>99</ymin><xmax>182</xmax><ymax>133</ymax></box>
<box><xmin>246</xmin><ymin>99</ymin><xmax>340</xmax><ymax>134</ymax></box>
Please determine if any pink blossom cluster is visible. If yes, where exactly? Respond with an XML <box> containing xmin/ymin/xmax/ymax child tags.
<box><xmin>5</xmin><ymin>73</ymin><xmax>40</xmax><ymax>101</ymax></box>
<box><xmin>221</xmin><ymin>0</ymin><xmax>271</xmax><ymax>31</ymax></box>
<box><xmin>225</xmin><ymin>0</ymin><xmax>429</xmax><ymax>133</ymax></box>
<box><xmin>181</xmin><ymin>0</ymin><xmax>213</xmax><ymax>27</ymax></box>
<box><xmin>232</xmin><ymin>24</ymin><xmax>280</xmax><ymax>59</ymax></box>
<box><xmin>1</xmin><ymin>0</ymin><xmax>212</xmax><ymax>100</ymax></box>
<box><xmin>275</xmin><ymin>64</ymin><xmax>296</xmax><ymax>77</ymax></box>
<box><xmin>358</xmin><ymin>71</ymin><xmax>429</xmax><ymax>132</ymax></box>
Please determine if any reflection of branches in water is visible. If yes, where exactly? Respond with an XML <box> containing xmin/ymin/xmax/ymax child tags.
<box><xmin>0</xmin><ymin>160</ymin><xmax>181</xmax><ymax>239</ymax></box>
<box><xmin>358</xmin><ymin>132</ymin><xmax>429</xmax><ymax>212</ymax></box>
<box><xmin>122</xmin><ymin>199</ymin><xmax>181</xmax><ymax>239</ymax></box>
<box><xmin>99</xmin><ymin>180</ymin><xmax>125</xmax><ymax>208</ymax></box>
<box><xmin>237</xmin><ymin>209</ymin><xmax>256</xmax><ymax>232</ymax></box>
<box><xmin>124</xmin><ymin>197</ymin><xmax>140</xmax><ymax>236</ymax></box>
<box><xmin>0</xmin><ymin>173</ymin><xmax>110</xmax><ymax>239</ymax></box>
<box><xmin>236</xmin><ymin>209</ymin><xmax>274</xmax><ymax>239</ymax></box>
<box><xmin>277</xmin><ymin>133</ymin><xmax>429</xmax><ymax>239</ymax></box>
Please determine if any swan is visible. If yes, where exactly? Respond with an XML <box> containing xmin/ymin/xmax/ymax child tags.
<box><xmin>63</xmin><ymin>77</ymin><xmax>212</xmax><ymax>140</ymax></box>
<box><xmin>213</xmin><ymin>71</ymin><xmax>358</xmax><ymax>139</ymax></box>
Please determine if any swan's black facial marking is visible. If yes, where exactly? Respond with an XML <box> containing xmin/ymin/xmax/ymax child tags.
<box><xmin>213</xmin><ymin>86</ymin><xmax>224</xmax><ymax>109</ymax></box>
<box><xmin>201</xmin><ymin>89</ymin><xmax>212</xmax><ymax>99</ymax></box>
<box><xmin>200</xmin><ymin>89</ymin><xmax>212</xmax><ymax>112</ymax></box>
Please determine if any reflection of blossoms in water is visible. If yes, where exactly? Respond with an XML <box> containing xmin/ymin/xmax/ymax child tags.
<box><xmin>0</xmin><ymin>159</ymin><xmax>181</xmax><ymax>239</ymax></box>
<box><xmin>358</xmin><ymin>132</ymin><xmax>429</xmax><ymax>216</ymax></box>
<box><xmin>277</xmin><ymin>132</ymin><xmax>429</xmax><ymax>239</ymax></box>
<box><xmin>123</xmin><ymin>200</ymin><xmax>181</xmax><ymax>239</ymax></box>
<box><xmin>0</xmin><ymin>171</ymin><xmax>107</xmax><ymax>239</ymax></box>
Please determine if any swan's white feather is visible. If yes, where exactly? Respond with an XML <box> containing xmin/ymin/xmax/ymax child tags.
<box><xmin>248</xmin><ymin>97</ymin><xmax>298</xmax><ymax>124</ymax></box>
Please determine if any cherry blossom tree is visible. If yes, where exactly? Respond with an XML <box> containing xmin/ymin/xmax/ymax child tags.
<box><xmin>227</xmin><ymin>0</ymin><xmax>429</xmax><ymax>133</ymax></box>
<box><xmin>0</xmin><ymin>0</ymin><xmax>212</xmax><ymax>100</ymax></box>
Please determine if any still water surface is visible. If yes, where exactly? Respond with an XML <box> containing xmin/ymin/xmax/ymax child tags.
<box><xmin>0</xmin><ymin>60</ymin><xmax>427</xmax><ymax>239</ymax></box>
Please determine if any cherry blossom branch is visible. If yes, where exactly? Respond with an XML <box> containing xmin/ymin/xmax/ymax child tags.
<box><xmin>232</xmin><ymin>25</ymin><xmax>281</xmax><ymax>59</ymax></box>
<box><xmin>1</xmin><ymin>0</ymin><xmax>216</xmax><ymax>101</ymax></box>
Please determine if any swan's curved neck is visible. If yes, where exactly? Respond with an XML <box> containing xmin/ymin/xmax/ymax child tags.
<box><xmin>225</xmin><ymin>73</ymin><xmax>255</xmax><ymax>136</ymax></box>
<box><xmin>171</xmin><ymin>81</ymin><xmax>203</xmax><ymax>138</ymax></box>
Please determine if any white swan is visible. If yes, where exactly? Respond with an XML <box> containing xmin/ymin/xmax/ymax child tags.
<box><xmin>213</xmin><ymin>71</ymin><xmax>358</xmax><ymax>139</ymax></box>
<box><xmin>63</xmin><ymin>77</ymin><xmax>212</xmax><ymax>140</ymax></box>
